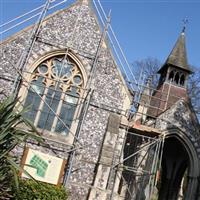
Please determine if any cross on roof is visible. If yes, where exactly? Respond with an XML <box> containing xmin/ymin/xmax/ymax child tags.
<box><xmin>182</xmin><ymin>18</ymin><xmax>189</xmax><ymax>33</ymax></box>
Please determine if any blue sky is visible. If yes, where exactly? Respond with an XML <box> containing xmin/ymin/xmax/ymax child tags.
<box><xmin>1</xmin><ymin>0</ymin><xmax>200</xmax><ymax>68</ymax></box>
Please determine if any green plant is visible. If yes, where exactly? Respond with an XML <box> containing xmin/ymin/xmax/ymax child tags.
<box><xmin>12</xmin><ymin>179</ymin><xmax>68</xmax><ymax>200</ymax></box>
<box><xmin>0</xmin><ymin>96</ymin><xmax>42</xmax><ymax>199</ymax></box>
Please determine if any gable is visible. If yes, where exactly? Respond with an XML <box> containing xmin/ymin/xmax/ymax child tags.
<box><xmin>0</xmin><ymin>0</ymin><xmax>132</xmax><ymax>109</ymax></box>
<box><xmin>156</xmin><ymin>99</ymin><xmax>200</xmax><ymax>140</ymax></box>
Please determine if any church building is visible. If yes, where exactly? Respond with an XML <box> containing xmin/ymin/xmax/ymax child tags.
<box><xmin>0</xmin><ymin>0</ymin><xmax>199</xmax><ymax>199</ymax></box>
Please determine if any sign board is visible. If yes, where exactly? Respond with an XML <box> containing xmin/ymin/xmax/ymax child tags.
<box><xmin>20</xmin><ymin>147</ymin><xmax>66</xmax><ymax>185</ymax></box>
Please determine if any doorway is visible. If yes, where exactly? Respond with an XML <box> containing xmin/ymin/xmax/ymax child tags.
<box><xmin>158</xmin><ymin>137</ymin><xmax>189</xmax><ymax>200</ymax></box>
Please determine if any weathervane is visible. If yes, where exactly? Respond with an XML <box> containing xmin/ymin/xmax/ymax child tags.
<box><xmin>182</xmin><ymin>18</ymin><xmax>189</xmax><ymax>33</ymax></box>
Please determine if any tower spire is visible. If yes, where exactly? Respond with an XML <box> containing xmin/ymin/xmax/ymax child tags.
<box><xmin>158</xmin><ymin>23</ymin><xmax>192</xmax><ymax>74</ymax></box>
<box><xmin>148</xmin><ymin>25</ymin><xmax>193</xmax><ymax>117</ymax></box>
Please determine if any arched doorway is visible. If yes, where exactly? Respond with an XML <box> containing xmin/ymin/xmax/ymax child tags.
<box><xmin>158</xmin><ymin>137</ymin><xmax>188</xmax><ymax>200</ymax></box>
<box><xmin>158</xmin><ymin>130</ymin><xmax>200</xmax><ymax>200</ymax></box>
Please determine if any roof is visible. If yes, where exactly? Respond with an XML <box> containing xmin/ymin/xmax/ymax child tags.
<box><xmin>158</xmin><ymin>31</ymin><xmax>192</xmax><ymax>74</ymax></box>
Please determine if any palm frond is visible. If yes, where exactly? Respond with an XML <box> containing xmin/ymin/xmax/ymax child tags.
<box><xmin>0</xmin><ymin>95</ymin><xmax>42</xmax><ymax>198</ymax></box>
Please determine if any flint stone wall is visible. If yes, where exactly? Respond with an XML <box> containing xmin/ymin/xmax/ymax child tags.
<box><xmin>0</xmin><ymin>1</ymin><xmax>131</xmax><ymax>199</ymax></box>
<box><xmin>155</xmin><ymin>100</ymin><xmax>200</xmax><ymax>158</ymax></box>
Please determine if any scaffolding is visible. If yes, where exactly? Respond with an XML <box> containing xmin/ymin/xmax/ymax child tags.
<box><xmin>0</xmin><ymin>1</ymin><xmax>189</xmax><ymax>200</ymax></box>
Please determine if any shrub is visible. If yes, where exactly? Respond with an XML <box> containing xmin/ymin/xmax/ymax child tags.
<box><xmin>0</xmin><ymin>96</ymin><xmax>42</xmax><ymax>199</ymax></box>
<box><xmin>12</xmin><ymin>179</ymin><xmax>68</xmax><ymax>200</ymax></box>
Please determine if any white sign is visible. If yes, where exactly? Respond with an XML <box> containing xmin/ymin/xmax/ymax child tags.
<box><xmin>21</xmin><ymin>148</ymin><xmax>66</xmax><ymax>185</ymax></box>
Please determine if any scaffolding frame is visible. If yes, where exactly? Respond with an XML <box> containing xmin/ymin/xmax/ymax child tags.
<box><xmin>0</xmin><ymin>1</ymin><xmax>190</xmax><ymax>200</ymax></box>
<box><xmin>107</xmin><ymin>129</ymin><xmax>165</xmax><ymax>200</ymax></box>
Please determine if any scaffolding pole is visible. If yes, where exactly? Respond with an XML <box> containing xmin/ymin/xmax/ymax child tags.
<box><xmin>63</xmin><ymin>89</ymin><xmax>93</xmax><ymax>185</ymax></box>
<box><xmin>63</xmin><ymin>9</ymin><xmax>112</xmax><ymax>186</ymax></box>
<box><xmin>12</xmin><ymin>0</ymin><xmax>52</xmax><ymax>97</ymax></box>
<box><xmin>108</xmin><ymin>130</ymin><xmax>164</xmax><ymax>200</ymax></box>
<box><xmin>39</xmin><ymin>0</ymin><xmax>84</xmax><ymax>135</ymax></box>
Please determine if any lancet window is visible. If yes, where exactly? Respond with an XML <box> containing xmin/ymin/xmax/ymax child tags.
<box><xmin>168</xmin><ymin>69</ymin><xmax>186</xmax><ymax>87</ymax></box>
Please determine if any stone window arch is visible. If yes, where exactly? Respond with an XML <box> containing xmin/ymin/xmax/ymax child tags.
<box><xmin>22</xmin><ymin>52</ymin><xmax>86</xmax><ymax>136</ymax></box>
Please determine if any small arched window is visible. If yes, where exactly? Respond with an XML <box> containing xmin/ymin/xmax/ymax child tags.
<box><xmin>180</xmin><ymin>74</ymin><xmax>185</xmax><ymax>86</ymax></box>
<box><xmin>168</xmin><ymin>70</ymin><xmax>175</xmax><ymax>81</ymax></box>
<box><xmin>175</xmin><ymin>72</ymin><xmax>180</xmax><ymax>84</ymax></box>
<box><xmin>23</xmin><ymin>55</ymin><xmax>84</xmax><ymax>136</ymax></box>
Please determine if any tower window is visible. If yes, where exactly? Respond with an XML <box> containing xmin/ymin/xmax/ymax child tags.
<box><xmin>23</xmin><ymin>55</ymin><xmax>84</xmax><ymax>136</ymax></box>
<box><xmin>175</xmin><ymin>72</ymin><xmax>180</xmax><ymax>84</ymax></box>
<box><xmin>180</xmin><ymin>74</ymin><xmax>185</xmax><ymax>86</ymax></box>
<box><xmin>168</xmin><ymin>70</ymin><xmax>175</xmax><ymax>82</ymax></box>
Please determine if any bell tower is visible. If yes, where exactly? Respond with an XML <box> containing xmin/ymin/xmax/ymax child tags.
<box><xmin>148</xmin><ymin>29</ymin><xmax>192</xmax><ymax>117</ymax></box>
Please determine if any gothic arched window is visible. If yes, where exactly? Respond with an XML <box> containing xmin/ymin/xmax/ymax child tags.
<box><xmin>23</xmin><ymin>54</ymin><xmax>84</xmax><ymax>136</ymax></box>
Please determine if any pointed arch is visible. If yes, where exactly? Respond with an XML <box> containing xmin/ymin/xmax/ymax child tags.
<box><xmin>19</xmin><ymin>50</ymin><xmax>87</xmax><ymax>136</ymax></box>
<box><xmin>158</xmin><ymin>128</ymin><xmax>200</xmax><ymax>200</ymax></box>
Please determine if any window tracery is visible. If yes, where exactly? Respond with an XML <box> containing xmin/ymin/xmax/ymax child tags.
<box><xmin>24</xmin><ymin>55</ymin><xmax>84</xmax><ymax>136</ymax></box>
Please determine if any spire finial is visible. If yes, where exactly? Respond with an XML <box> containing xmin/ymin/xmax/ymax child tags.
<box><xmin>182</xmin><ymin>18</ymin><xmax>188</xmax><ymax>34</ymax></box>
